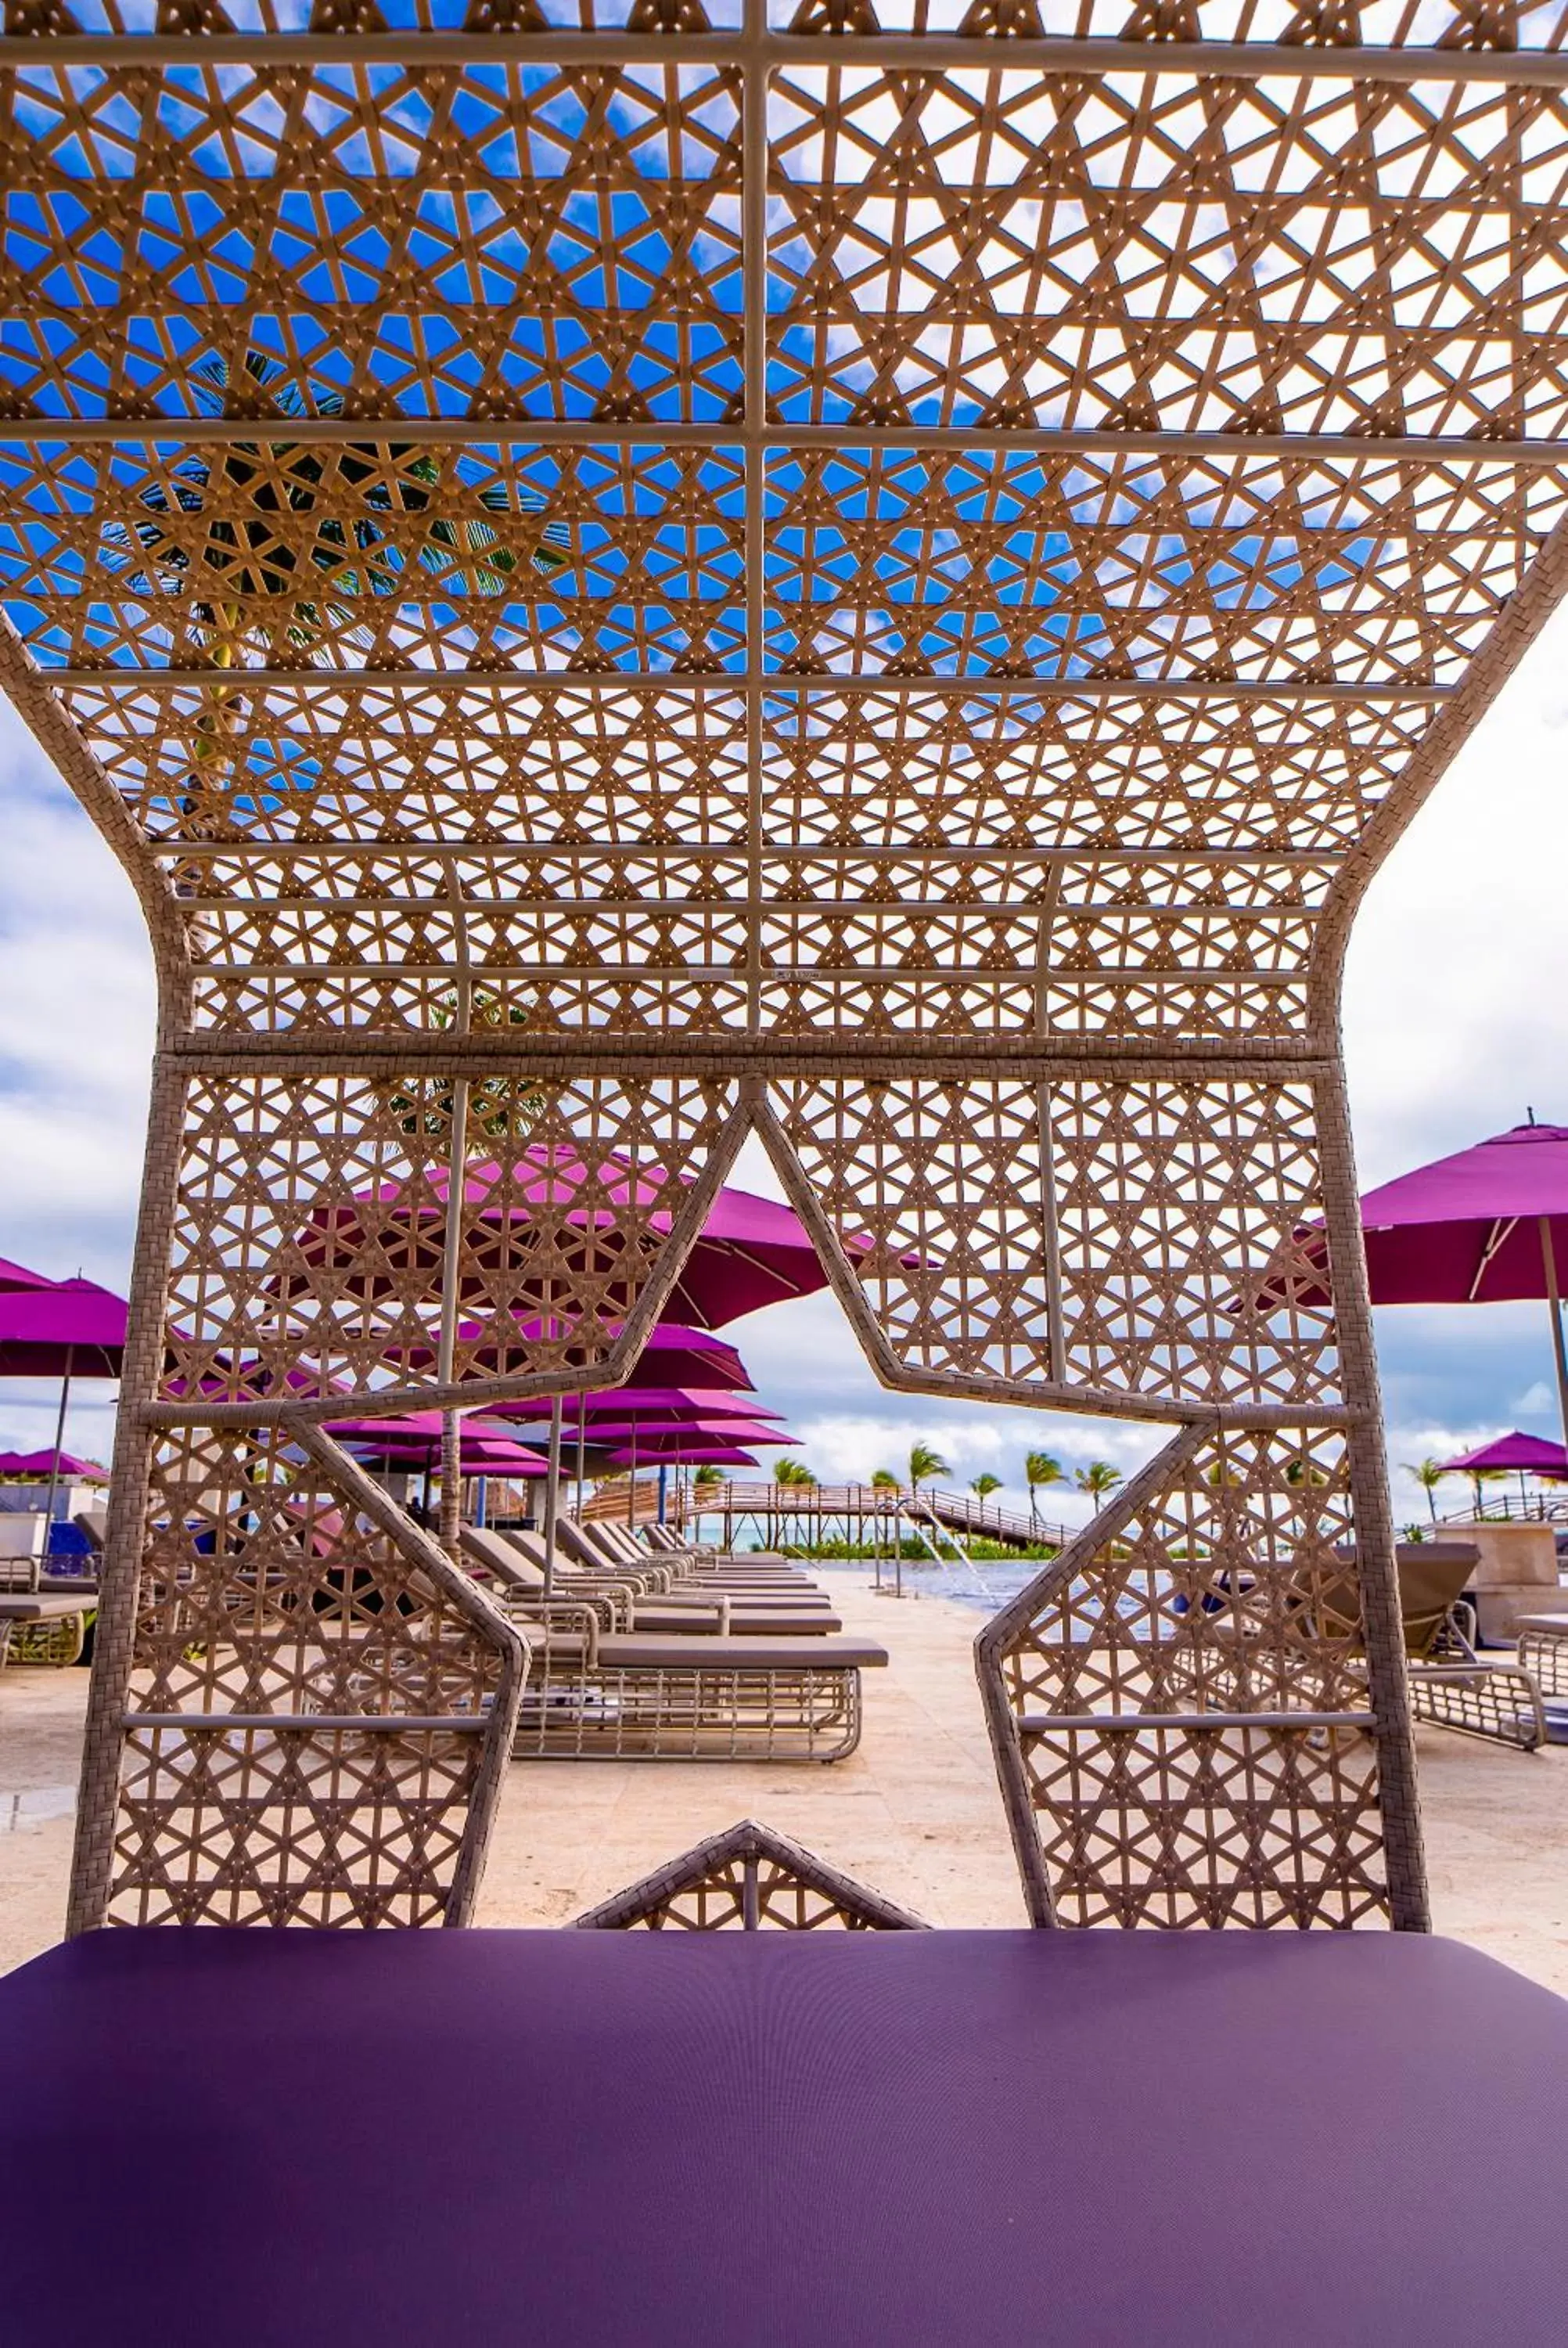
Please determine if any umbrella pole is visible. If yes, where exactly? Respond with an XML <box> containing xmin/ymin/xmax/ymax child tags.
<box><xmin>628</xmin><ymin>1417</ymin><xmax>638</xmax><ymax>1530</ymax></box>
<box><xmin>1538</xmin><ymin>1219</ymin><xmax>1568</xmax><ymax>1464</ymax></box>
<box><xmin>542</xmin><ymin>1394</ymin><xmax>563</xmax><ymax>1601</ymax></box>
<box><xmin>574</xmin><ymin>1394</ymin><xmax>586</xmax><ymax>1519</ymax></box>
<box><xmin>36</xmin><ymin>1345</ymin><xmax>73</xmax><ymax>1593</ymax></box>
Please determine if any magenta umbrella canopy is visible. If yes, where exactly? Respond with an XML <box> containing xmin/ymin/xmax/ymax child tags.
<box><xmin>292</xmin><ymin>1143</ymin><xmax>836</xmax><ymax>1336</ymax></box>
<box><xmin>0</xmin><ymin>1258</ymin><xmax>57</xmax><ymax>1292</ymax></box>
<box><xmin>0</xmin><ymin>1447</ymin><xmax>108</xmax><ymax>1481</ymax></box>
<box><xmin>0</xmin><ymin>1275</ymin><xmax>126</xmax><ymax>1378</ymax></box>
<box><xmin>1296</xmin><ymin>1125</ymin><xmax>1568</xmax><ymax>1307</ymax></box>
<box><xmin>1439</xmin><ymin>1431</ymin><xmax>1568</xmax><ymax>1477</ymax></box>
<box><xmin>568</xmin><ymin>1420</ymin><xmax>794</xmax><ymax>1450</ymax></box>
<box><xmin>602</xmin><ymin>1444</ymin><xmax>761</xmax><ymax>1469</ymax></box>
<box><xmin>1284</xmin><ymin>1120</ymin><xmax>1568</xmax><ymax>1457</ymax></box>
<box><xmin>494</xmin><ymin>1387</ymin><xmax>785</xmax><ymax>1434</ymax></box>
<box><xmin>325</xmin><ymin>1413</ymin><xmax>548</xmax><ymax>1476</ymax></box>
<box><xmin>469</xmin><ymin>1319</ymin><xmax>753</xmax><ymax>1395</ymax></box>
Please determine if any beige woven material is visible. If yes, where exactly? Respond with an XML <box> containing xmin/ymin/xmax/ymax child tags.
<box><xmin>4</xmin><ymin>8</ymin><xmax>1567</xmax><ymax>1929</ymax></box>
<box><xmin>573</xmin><ymin>1820</ymin><xmax>929</xmax><ymax>1930</ymax></box>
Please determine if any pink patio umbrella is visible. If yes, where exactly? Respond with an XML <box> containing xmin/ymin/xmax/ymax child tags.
<box><xmin>0</xmin><ymin>1274</ymin><xmax>127</xmax><ymax>1378</ymax></box>
<box><xmin>1438</xmin><ymin>1430</ymin><xmax>1568</xmax><ymax>1515</ymax></box>
<box><xmin>394</xmin><ymin>1313</ymin><xmax>752</xmax><ymax>1392</ymax></box>
<box><xmin>480</xmin><ymin>1320</ymin><xmax>757</xmax><ymax>1529</ymax></box>
<box><xmin>595</xmin><ymin>1436</ymin><xmax>763</xmax><ymax>1531</ymax></box>
<box><xmin>1289</xmin><ymin>1120</ymin><xmax>1568</xmax><ymax>1454</ymax></box>
<box><xmin>600</xmin><ymin>1445</ymin><xmax>761</xmax><ymax>1470</ymax></box>
<box><xmin>1440</xmin><ymin>1432</ymin><xmax>1568</xmax><ymax>1475</ymax></box>
<box><xmin>494</xmin><ymin>1388</ymin><xmax>785</xmax><ymax>1438</ymax></box>
<box><xmin>0</xmin><ymin>1264</ymin><xmax>128</xmax><ymax>1587</ymax></box>
<box><xmin>325</xmin><ymin>1412</ymin><xmax>547</xmax><ymax>1475</ymax></box>
<box><xmin>0</xmin><ymin>1449</ymin><xmax>108</xmax><ymax>1482</ymax></box>
<box><xmin>0</xmin><ymin>1257</ymin><xmax>57</xmax><ymax>1293</ymax></box>
<box><xmin>325</xmin><ymin>1410</ymin><xmax>547</xmax><ymax>1526</ymax></box>
<box><xmin>287</xmin><ymin>1143</ymin><xmax>840</xmax><ymax>1345</ymax></box>
<box><xmin>562</xmin><ymin>1419</ymin><xmax>794</xmax><ymax>1450</ymax></box>
<box><xmin>509</xmin><ymin>1385</ymin><xmax>784</xmax><ymax>1422</ymax></box>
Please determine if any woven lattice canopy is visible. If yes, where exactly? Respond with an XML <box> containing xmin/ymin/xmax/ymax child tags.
<box><xmin>4</xmin><ymin>4</ymin><xmax>1566</xmax><ymax>1934</ymax></box>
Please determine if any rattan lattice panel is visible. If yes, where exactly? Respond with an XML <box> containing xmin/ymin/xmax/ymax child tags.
<box><xmin>4</xmin><ymin>7</ymin><xmax>1568</xmax><ymax>1933</ymax></box>
<box><xmin>573</xmin><ymin>1819</ymin><xmax>929</xmax><ymax>1928</ymax></box>
<box><xmin>106</xmin><ymin>1424</ymin><xmax>525</xmax><ymax>1925</ymax></box>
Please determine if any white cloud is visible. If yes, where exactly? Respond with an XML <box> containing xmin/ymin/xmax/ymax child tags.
<box><xmin>0</xmin><ymin>708</ymin><xmax>155</xmax><ymax>1290</ymax></box>
<box><xmin>1512</xmin><ymin>1381</ymin><xmax>1555</xmax><ymax>1418</ymax></box>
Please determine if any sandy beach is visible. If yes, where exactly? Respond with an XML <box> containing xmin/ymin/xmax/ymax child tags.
<box><xmin>4</xmin><ymin>1574</ymin><xmax>1566</xmax><ymax>1983</ymax></box>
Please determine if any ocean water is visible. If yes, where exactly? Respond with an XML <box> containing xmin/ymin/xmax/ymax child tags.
<box><xmin>803</xmin><ymin>1552</ymin><xmax>1043</xmax><ymax>1616</ymax></box>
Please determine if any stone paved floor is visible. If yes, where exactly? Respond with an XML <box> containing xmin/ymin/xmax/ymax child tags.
<box><xmin>3</xmin><ymin>1575</ymin><xmax>1565</xmax><ymax>1983</ymax></box>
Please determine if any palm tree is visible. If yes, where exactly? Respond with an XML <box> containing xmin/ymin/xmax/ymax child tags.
<box><xmin>1075</xmin><ymin>1460</ymin><xmax>1124</xmax><ymax>1514</ymax></box>
<box><xmin>908</xmin><ymin>1442</ymin><xmax>949</xmax><ymax>1507</ymax></box>
<box><xmin>870</xmin><ymin>1468</ymin><xmax>900</xmax><ymax>1492</ymax></box>
<box><xmin>970</xmin><ymin>1472</ymin><xmax>1002</xmax><ymax>1501</ymax></box>
<box><xmin>689</xmin><ymin>1461</ymin><xmax>724</xmax><ymax>1540</ymax></box>
<box><xmin>1024</xmin><ymin>1449</ymin><xmax>1064</xmax><ymax>1529</ymax></box>
<box><xmin>1402</xmin><ymin>1457</ymin><xmax>1450</xmax><ymax>1525</ymax></box>
<box><xmin>771</xmin><ymin>1453</ymin><xmax>816</xmax><ymax>1549</ymax></box>
<box><xmin>386</xmin><ymin>985</ymin><xmax>542</xmax><ymax>1147</ymax></box>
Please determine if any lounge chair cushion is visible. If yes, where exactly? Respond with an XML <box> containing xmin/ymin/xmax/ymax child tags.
<box><xmin>629</xmin><ymin>1608</ymin><xmax>842</xmax><ymax>1636</ymax></box>
<box><xmin>595</xmin><ymin>1633</ymin><xmax>887</xmax><ymax>1671</ymax></box>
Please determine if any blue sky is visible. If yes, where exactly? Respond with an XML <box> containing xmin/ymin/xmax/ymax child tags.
<box><xmin>3</xmin><ymin>600</ymin><xmax>1568</xmax><ymax>1531</ymax></box>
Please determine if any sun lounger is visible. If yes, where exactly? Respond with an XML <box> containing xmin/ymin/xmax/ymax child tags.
<box><xmin>511</xmin><ymin>1624</ymin><xmax>888</xmax><ymax>1761</ymax></box>
<box><xmin>0</xmin><ymin>1590</ymin><xmax>93</xmax><ymax>1668</ymax></box>
<box><xmin>562</xmin><ymin>1521</ymin><xmax>825</xmax><ymax>1601</ymax></box>
<box><xmin>463</xmin><ymin>1526</ymin><xmax>842</xmax><ymax>1637</ymax></box>
<box><xmin>589</xmin><ymin>1522</ymin><xmax>813</xmax><ymax>1586</ymax></box>
<box><xmin>1304</xmin><ymin>1543</ymin><xmax>1548</xmax><ymax>1752</ymax></box>
<box><xmin>1516</xmin><ymin>1613</ymin><xmax>1568</xmax><ymax>1700</ymax></box>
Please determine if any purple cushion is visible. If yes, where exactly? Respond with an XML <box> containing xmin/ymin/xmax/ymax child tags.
<box><xmin>2</xmin><ymin>1928</ymin><xmax>1566</xmax><ymax>2344</ymax></box>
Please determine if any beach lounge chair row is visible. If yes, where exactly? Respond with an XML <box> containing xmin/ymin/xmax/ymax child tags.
<box><xmin>458</xmin><ymin>1522</ymin><xmax>886</xmax><ymax>1761</ymax></box>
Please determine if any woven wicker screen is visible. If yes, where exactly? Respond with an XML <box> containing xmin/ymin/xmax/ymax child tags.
<box><xmin>3</xmin><ymin>4</ymin><xmax>1566</xmax><ymax>1933</ymax></box>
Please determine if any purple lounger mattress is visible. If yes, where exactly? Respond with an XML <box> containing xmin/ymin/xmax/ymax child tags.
<box><xmin>2</xmin><ymin>1928</ymin><xmax>1566</xmax><ymax>2345</ymax></box>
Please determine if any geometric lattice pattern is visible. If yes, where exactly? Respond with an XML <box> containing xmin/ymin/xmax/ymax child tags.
<box><xmin>7</xmin><ymin>8</ymin><xmax>1568</xmax><ymax>1932</ymax></box>
<box><xmin>100</xmin><ymin>1425</ymin><xmax>526</xmax><ymax>1926</ymax></box>
<box><xmin>572</xmin><ymin>1820</ymin><xmax>928</xmax><ymax>1930</ymax></box>
<box><xmin>979</xmin><ymin>1425</ymin><xmax>1391</xmax><ymax>1928</ymax></box>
